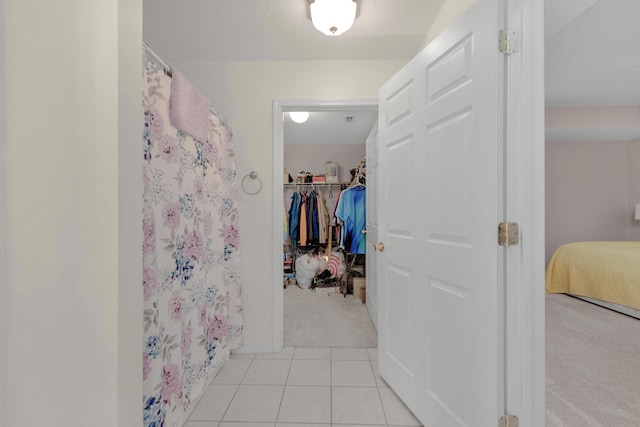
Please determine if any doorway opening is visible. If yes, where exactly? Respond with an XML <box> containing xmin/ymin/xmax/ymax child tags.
<box><xmin>272</xmin><ymin>99</ymin><xmax>377</xmax><ymax>350</ymax></box>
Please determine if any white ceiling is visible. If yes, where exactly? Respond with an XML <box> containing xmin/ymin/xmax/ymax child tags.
<box><xmin>144</xmin><ymin>0</ymin><xmax>640</xmax><ymax>144</ymax></box>
<box><xmin>144</xmin><ymin>0</ymin><xmax>445</xmax><ymax>61</ymax></box>
<box><xmin>284</xmin><ymin>110</ymin><xmax>378</xmax><ymax>145</ymax></box>
<box><xmin>544</xmin><ymin>0</ymin><xmax>640</xmax><ymax>106</ymax></box>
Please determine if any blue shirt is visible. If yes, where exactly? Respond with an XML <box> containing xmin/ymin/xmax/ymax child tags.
<box><xmin>288</xmin><ymin>192</ymin><xmax>301</xmax><ymax>245</ymax></box>
<box><xmin>335</xmin><ymin>186</ymin><xmax>366</xmax><ymax>254</ymax></box>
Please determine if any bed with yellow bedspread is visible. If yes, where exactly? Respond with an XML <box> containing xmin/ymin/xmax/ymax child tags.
<box><xmin>546</xmin><ymin>241</ymin><xmax>640</xmax><ymax>310</ymax></box>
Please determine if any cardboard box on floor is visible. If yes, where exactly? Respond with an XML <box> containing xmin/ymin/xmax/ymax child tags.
<box><xmin>353</xmin><ymin>277</ymin><xmax>366</xmax><ymax>304</ymax></box>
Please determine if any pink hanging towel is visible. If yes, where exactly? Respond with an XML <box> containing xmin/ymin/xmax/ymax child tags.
<box><xmin>169</xmin><ymin>70</ymin><xmax>211</xmax><ymax>143</ymax></box>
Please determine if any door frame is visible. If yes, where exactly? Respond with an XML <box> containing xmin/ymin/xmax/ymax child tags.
<box><xmin>503</xmin><ymin>0</ymin><xmax>546</xmax><ymax>424</ymax></box>
<box><xmin>271</xmin><ymin>98</ymin><xmax>377</xmax><ymax>351</ymax></box>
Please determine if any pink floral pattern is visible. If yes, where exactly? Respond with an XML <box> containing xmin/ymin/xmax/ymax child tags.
<box><xmin>143</xmin><ymin>215</ymin><xmax>155</xmax><ymax>254</ymax></box>
<box><xmin>224</xmin><ymin>223</ymin><xmax>239</xmax><ymax>248</ymax></box>
<box><xmin>143</xmin><ymin>267</ymin><xmax>157</xmax><ymax>301</ymax></box>
<box><xmin>207</xmin><ymin>315</ymin><xmax>228</xmax><ymax>342</ymax></box>
<box><xmin>162</xmin><ymin>202</ymin><xmax>180</xmax><ymax>230</ymax></box>
<box><xmin>143</xmin><ymin>60</ymin><xmax>243</xmax><ymax>427</ymax></box>
<box><xmin>160</xmin><ymin>363</ymin><xmax>183</xmax><ymax>405</ymax></box>
<box><xmin>184</xmin><ymin>230</ymin><xmax>204</xmax><ymax>261</ymax></box>
<box><xmin>158</xmin><ymin>134</ymin><xmax>178</xmax><ymax>164</ymax></box>
<box><xmin>181</xmin><ymin>322</ymin><xmax>193</xmax><ymax>357</ymax></box>
<box><xmin>193</xmin><ymin>175</ymin><xmax>204</xmax><ymax>201</ymax></box>
<box><xmin>168</xmin><ymin>291</ymin><xmax>182</xmax><ymax>321</ymax></box>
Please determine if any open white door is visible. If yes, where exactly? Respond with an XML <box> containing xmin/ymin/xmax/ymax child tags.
<box><xmin>365</xmin><ymin>121</ymin><xmax>379</xmax><ymax>330</ymax></box>
<box><xmin>377</xmin><ymin>1</ymin><xmax>505</xmax><ymax>425</ymax></box>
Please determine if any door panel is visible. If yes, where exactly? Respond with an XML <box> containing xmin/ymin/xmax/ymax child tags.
<box><xmin>427</xmin><ymin>279</ymin><xmax>473</xmax><ymax>424</ymax></box>
<box><xmin>377</xmin><ymin>1</ymin><xmax>503</xmax><ymax>426</ymax></box>
<box><xmin>387</xmin><ymin>136</ymin><xmax>413</xmax><ymax>233</ymax></box>
<box><xmin>426</xmin><ymin>110</ymin><xmax>472</xmax><ymax>245</ymax></box>
<box><xmin>426</xmin><ymin>34</ymin><xmax>473</xmax><ymax>102</ymax></box>
<box><xmin>385</xmin><ymin>78</ymin><xmax>414</xmax><ymax>127</ymax></box>
<box><xmin>386</xmin><ymin>264</ymin><xmax>413</xmax><ymax>370</ymax></box>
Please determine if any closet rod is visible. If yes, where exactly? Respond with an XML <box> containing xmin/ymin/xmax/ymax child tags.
<box><xmin>143</xmin><ymin>42</ymin><xmax>229</xmax><ymax>127</ymax></box>
<box><xmin>284</xmin><ymin>182</ymin><xmax>346</xmax><ymax>185</ymax></box>
<box><xmin>284</xmin><ymin>183</ymin><xmax>349</xmax><ymax>189</ymax></box>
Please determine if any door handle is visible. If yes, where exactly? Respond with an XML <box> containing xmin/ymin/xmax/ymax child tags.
<box><xmin>373</xmin><ymin>242</ymin><xmax>385</xmax><ymax>252</ymax></box>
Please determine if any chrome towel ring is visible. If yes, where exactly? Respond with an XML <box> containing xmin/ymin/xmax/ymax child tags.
<box><xmin>241</xmin><ymin>171</ymin><xmax>262</xmax><ymax>195</ymax></box>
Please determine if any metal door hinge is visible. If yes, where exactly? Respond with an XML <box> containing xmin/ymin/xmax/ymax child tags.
<box><xmin>499</xmin><ymin>30</ymin><xmax>520</xmax><ymax>55</ymax></box>
<box><xmin>498</xmin><ymin>222</ymin><xmax>520</xmax><ymax>246</ymax></box>
<box><xmin>499</xmin><ymin>415</ymin><xmax>519</xmax><ymax>427</ymax></box>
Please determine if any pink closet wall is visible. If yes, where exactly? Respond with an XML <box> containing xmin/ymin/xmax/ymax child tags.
<box><xmin>545</xmin><ymin>106</ymin><xmax>640</xmax><ymax>262</ymax></box>
<box><xmin>545</xmin><ymin>139</ymin><xmax>640</xmax><ymax>261</ymax></box>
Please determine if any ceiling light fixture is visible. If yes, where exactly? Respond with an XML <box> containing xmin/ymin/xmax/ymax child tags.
<box><xmin>289</xmin><ymin>111</ymin><xmax>310</xmax><ymax>123</ymax></box>
<box><xmin>307</xmin><ymin>0</ymin><xmax>359</xmax><ymax>36</ymax></box>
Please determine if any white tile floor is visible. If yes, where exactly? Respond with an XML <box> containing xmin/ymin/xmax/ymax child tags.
<box><xmin>186</xmin><ymin>347</ymin><xmax>422</xmax><ymax>427</ymax></box>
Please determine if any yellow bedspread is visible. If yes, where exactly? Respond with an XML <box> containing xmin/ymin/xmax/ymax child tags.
<box><xmin>546</xmin><ymin>241</ymin><xmax>640</xmax><ymax>310</ymax></box>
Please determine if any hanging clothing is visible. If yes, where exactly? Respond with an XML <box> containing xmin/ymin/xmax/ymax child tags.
<box><xmin>299</xmin><ymin>195</ymin><xmax>308</xmax><ymax>246</ymax></box>
<box><xmin>332</xmin><ymin>189</ymin><xmax>345</xmax><ymax>250</ymax></box>
<box><xmin>288</xmin><ymin>191</ymin><xmax>301</xmax><ymax>247</ymax></box>
<box><xmin>317</xmin><ymin>191</ymin><xmax>330</xmax><ymax>244</ymax></box>
<box><xmin>283</xmin><ymin>201</ymin><xmax>291</xmax><ymax>246</ymax></box>
<box><xmin>335</xmin><ymin>186</ymin><xmax>366</xmax><ymax>254</ymax></box>
<box><xmin>287</xmin><ymin>188</ymin><xmax>330</xmax><ymax>246</ymax></box>
<box><xmin>309</xmin><ymin>190</ymin><xmax>319</xmax><ymax>243</ymax></box>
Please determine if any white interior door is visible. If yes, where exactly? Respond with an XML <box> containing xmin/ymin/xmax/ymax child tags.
<box><xmin>365</xmin><ymin>121</ymin><xmax>379</xmax><ymax>330</ymax></box>
<box><xmin>376</xmin><ymin>1</ymin><xmax>504</xmax><ymax>426</ymax></box>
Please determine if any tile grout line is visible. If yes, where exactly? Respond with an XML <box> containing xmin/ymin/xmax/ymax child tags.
<box><xmin>329</xmin><ymin>347</ymin><xmax>334</xmax><ymax>425</ymax></box>
<box><xmin>217</xmin><ymin>352</ymin><xmax>255</xmax><ymax>424</ymax></box>
<box><xmin>372</xmin><ymin>358</ymin><xmax>390</xmax><ymax>427</ymax></box>
<box><xmin>205</xmin><ymin>347</ymin><xmax>391</xmax><ymax>426</ymax></box>
<box><xmin>274</xmin><ymin>350</ymin><xmax>294</xmax><ymax>424</ymax></box>
<box><xmin>372</xmin><ymin>348</ymin><xmax>395</xmax><ymax>427</ymax></box>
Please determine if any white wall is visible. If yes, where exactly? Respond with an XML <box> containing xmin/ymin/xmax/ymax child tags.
<box><xmin>118</xmin><ymin>0</ymin><xmax>144</xmax><ymax>423</ymax></box>
<box><xmin>418</xmin><ymin>0</ymin><xmax>475</xmax><ymax>51</ymax></box>
<box><xmin>171</xmin><ymin>60</ymin><xmax>404</xmax><ymax>350</ymax></box>
<box><xmin>3</xmin><ymin>0</ymin><xmax>142</xmax><ymax>426</ymax></box>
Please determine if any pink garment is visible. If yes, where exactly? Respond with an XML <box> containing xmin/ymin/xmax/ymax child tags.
<box><xmin>169</xmin><ymin>70</ymin><xmax>210</xmax><ymax>143</ymax></box>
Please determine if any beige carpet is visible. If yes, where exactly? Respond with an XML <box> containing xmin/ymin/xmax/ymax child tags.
<box><xmin>546</xmin><ymin>294</ymin><xmax>640</xmax><ymax>426</ymax></box>
<box><xmin>284</xmin><ymin>284</ymin><xmax>378</xmax><ymax>348</ymax></box>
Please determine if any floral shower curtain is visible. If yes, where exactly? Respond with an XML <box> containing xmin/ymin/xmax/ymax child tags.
<box><xmin>142</xmin><ymin>58</ymin><xmax>243</xmax><ymax>427</ymax></box>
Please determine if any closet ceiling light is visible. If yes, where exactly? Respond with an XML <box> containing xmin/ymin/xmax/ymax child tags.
<box><xmin>307</xmin><ymin>0</ymin><xmax>359</xmax><ymax>36</ymax></box>
<box><xmin>289</xmin><ymin>111</ymin><xmax>310</xmax><ymax>123</ymax></box>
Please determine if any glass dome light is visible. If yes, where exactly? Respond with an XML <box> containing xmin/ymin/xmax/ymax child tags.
<box><xmin>309</xmin><ymin>0</ymin><xmax>358</xmax><ymax>36</ymax></box>
<box><xmin>289</xmin><ymin>111</ymin><xmax>310</xmax><ymax>123</ymax></box>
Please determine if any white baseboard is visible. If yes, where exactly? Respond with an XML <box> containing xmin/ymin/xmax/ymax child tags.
<box><xmin>231</xmin><ymin>341</ymin><xmax>279</xmax><ymax>354</ymax></box>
